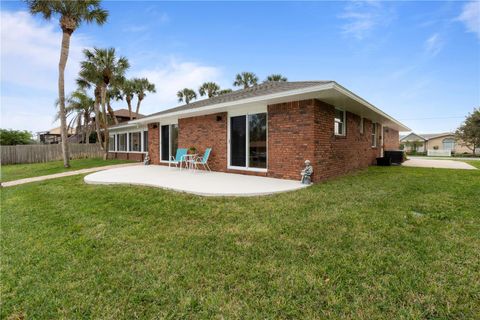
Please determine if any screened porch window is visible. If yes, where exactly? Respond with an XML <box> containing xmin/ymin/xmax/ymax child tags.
<box><xmin>118</xmin><ymin>133</ymin><xmax>127</xmax><ymax>151</ymax></box>
<box><xmin>129</xmin><ymin>132</ymin><xmax>141</xmax><ymax>152</ymax></box>
<box><xmin>109</xmin><ymin>135</ymin><xmax>116</xmax><ymax>151</ymax></box>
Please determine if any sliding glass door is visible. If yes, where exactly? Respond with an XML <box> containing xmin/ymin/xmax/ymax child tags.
<box><xmin>160</xmin><ymin>124</ymin><xmax>178</xmax><ymax>161</ymax></box>
<box><xmin>229</xmin><ymin>113</ymin><xmax>267</xmax><ymax>170</ymax></box>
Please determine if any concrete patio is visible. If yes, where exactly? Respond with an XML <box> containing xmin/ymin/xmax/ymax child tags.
<box><xmin>84</xmin><ymin>165</ymin><xmax>308</xmax><ymax>197</ymax></box>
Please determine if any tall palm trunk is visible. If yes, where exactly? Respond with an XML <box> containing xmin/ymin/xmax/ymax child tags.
<box><xmin>127</xmin><ymin>96</ymin><xmax>133</xmax><ymax>120</ymax></box>
<box><xmin>93</xmin><ymin>86</ymin><xmax>104</xmax><ymax>150</ymax></box>
<box><xmin>135</xmin><ymin>97</ymin><xmax>142</xmax><ymax>118</ymax></box>
<box><xmin>58</xmin><ymin>30</ymin><xmax>72</xmax><ymax>167</ymax></box>
<box><xmin>107</xmin><ymin>99</ymin><xmax>118</xmax><ymax>125</ymax></box>
<box><xmin>100</xmin><ymin>85</ymin><xmax>109</xmax><ymax>160</ymax></box>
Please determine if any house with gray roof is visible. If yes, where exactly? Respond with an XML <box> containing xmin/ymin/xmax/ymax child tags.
<box><xmin>400</xmin><ymin>132</ymin><xmax>473</xmax><ymax>155</ymax></box>
<box><xmin>106</xmin><ymin>81</ymin><xmax>409</xmax><ymax>181</ymax></box>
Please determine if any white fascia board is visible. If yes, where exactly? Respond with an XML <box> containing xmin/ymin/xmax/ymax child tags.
<box><xmin>331</xmin><ymin>83</ymin><xmax>411</xmax><ymax>132</ymax></box>
<box><xmin>109</xmin><ymin>123</ymin><xmax>147</xmax><ymax>132</ymax></box>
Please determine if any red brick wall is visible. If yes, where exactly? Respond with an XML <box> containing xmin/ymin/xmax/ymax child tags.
<box><xmin>144</xmin><ymin>99</ymin><xmax>387</xmax><ymax>182</ymax></box>
<box><xmin>148</xmin><ymin>122</ymin><xmax>160</xmax><ymax>164</ymax></box>
<box><xmin>108</xmin><ymin>152</ymin><xmax>144</xmax><ymax>162</ymax></box>
<box><xmin>267</xmin><ymin>100</ymin><xmax>316</xmax><ymax>180</ymax></box>
<box><xmin>312</xmin><ymin>99</ymin><xmax>380</xmax><ymax>181</ymax></box>
<box><xmin>383</xmin><ymin>127</ymin><xmax>400</xmax><ymax>150</ymax></box>
<box><xmin>268</xmin><ymin>99</ymin><xmax>380</xmax><ymax>182</ymax></box>
<box><xmin>178</xmin><ymin>113</ymin><xmax>227</xmax><ymax>172</ymax></box>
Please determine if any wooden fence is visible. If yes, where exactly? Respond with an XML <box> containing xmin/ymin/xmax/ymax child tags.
<box><xmin>1</xmin><ymin>144</ymin><xmax>104</xmax><ymax>165</ymax></box>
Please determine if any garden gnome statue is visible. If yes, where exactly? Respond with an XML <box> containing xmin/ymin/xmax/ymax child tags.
<box><xmin>144</xmin><ymin>152</ymin><xmax>150</xmax><ymax>165</ymax></box>
<box><xmin>301</xmin><ymin>160</ymin><xmax>313</xmax><ymax>184</ymax></box>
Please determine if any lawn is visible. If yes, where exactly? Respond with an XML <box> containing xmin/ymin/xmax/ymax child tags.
<box><xmin>1</xmin><ymin>166</ymin><xmax>479</xmax><ymax>319</ymax></box>
<box><xmin>0</xmin><ymin>158</ymin><xmax>132</xmax><ymax>182</ymax></box>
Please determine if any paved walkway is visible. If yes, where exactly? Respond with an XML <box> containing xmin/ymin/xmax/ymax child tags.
<box><xmin>402</xmin><ymin>158</ymin><xmax>476</xmax><ymax>170</ymax></box>
<box><xmin>1</xmin><ymin>163</ymin><xmax>140</xmax><ymax>188</ymax></box>
<box><xmin>84</xmin><ymin>165</ymin><xmax>308</xmax><ymax>197</ymax></box>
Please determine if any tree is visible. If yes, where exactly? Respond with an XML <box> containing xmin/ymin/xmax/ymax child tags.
<box><xmin>26</xmin><ymin>0</ymin><xmax>108</xmax><ymax>168</ymax></box>
<box><xmin>456</xmin><ymin>107</ymin><xmax>480</xmax><ymax>155</ymax></box>
<box><xmin>265</xmin><ymin>74</ymin><xmax>287</xmax><ymax>82</ymax></box>
<box><xmin>218</xmin><ymin>89</ymin><xmax>233</xmax><ymax>95</ymax></box>
<box><xmin>77</xmin><ymin>48</ymin><xmax>129</xmax><ymax>159</ymax></box>
<box><xmin>177</xmin><ymin>88</ymin><xmax>197</xmax><ymax>104</ymax></box>
<box><xmin>233</xmin><ymin>72</ymin><xmax>258</xmax><ymax>89</ymax></box>
<box><xmin>198</xmin><ymin>82</ymin><xmax>220</xmax><ymax>98</ymax></box>
<box><xmin>0</xmin><ymin>129</ymin><xmax>34</xmax><ymax>145</ymax></box>
<box><xmin>65</xmin><ymin>89</ymin><xmax>95</xmax><ymax>144</ymax></box>
<box><xmin>132</xmin><ymin>78</ymin><xmax>156</xmax><ymax>116</ymax></box>
<box><xmin>119</xmin><ymin>79</ymin><xmax>135</xmax><ymax>120</ymax></box>
<box><xmin>106</xmin><ymin>86</ymin><xmax>122</xmax><ymax>124</ymax></box>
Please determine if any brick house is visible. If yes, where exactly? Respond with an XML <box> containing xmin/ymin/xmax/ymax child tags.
<box><xmin>108</xmin><ymin>81</ymin><xmax>409</xmax><ymax>182</ymax></box>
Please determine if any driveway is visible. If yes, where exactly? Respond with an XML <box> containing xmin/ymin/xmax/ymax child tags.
<box><xmin>402</xmin><ymin>158</ymin><xmax>476</xmax><ymax>170</ymax></box>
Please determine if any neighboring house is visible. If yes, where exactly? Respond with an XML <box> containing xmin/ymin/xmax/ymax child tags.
<box><xmin>108</xmin><ymin>81</ymin><xmax>409</xmax><ymax>182</ymax></box>
<box><xmin>37</xmin><ymin>127</ymin><xmax>76</xmax><ymax>144</ymax></box>
<box><xmin>91</xmin><ymin>108</ymin><xmax>145</xmax><ymax>124</ymax></box>
<box><xmin>400</xmin><ymin>132</ymin><xmax>472</xmax><ymax>154</ymax></box>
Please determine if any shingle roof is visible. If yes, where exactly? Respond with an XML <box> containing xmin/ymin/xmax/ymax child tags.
<box><xmin>147</xmin><ymin>81</ymin><xmax>333</xmax><ymax>118</ymax></box>
<box><xmin>418</xmin><ymin>132</ymin><xmax>454</xmax><ymax>140</ymax></box>
<box><xmin>114</xmin><ymin>108</ymin><xmax>144</xmax><ymax>119</ymax></box>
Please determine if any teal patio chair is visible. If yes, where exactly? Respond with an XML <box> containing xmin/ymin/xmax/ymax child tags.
<box><xmin>194</xmin><ymin>148</ymin><xmax>212</xmax><ymax>171</ymax></box>
<box><xmin>170</xmin><ymin>148</ymin><xmax>188</xmax><ymax>169</ymax></box>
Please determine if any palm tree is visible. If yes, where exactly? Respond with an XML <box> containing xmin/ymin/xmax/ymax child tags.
<box><xmin>77</xmin><ymin>48</ymin><xmax>129</xmax><ymax>159</ymax></box>
<box><xmin>120</xmin><ymin>79</ymin><xmax>135</xmax><ymax>120</ymax></box>
<box><xmin>218</xmin><ymin>89</ymin><xmax>233</xmax><ymax>95</ymax></box>
<box><xmin>177</xmin><ymin>88</ymin><xmax>197</xmax><ymax>104</ymax></box>
<box><xmin>55</xmin><ymin>89</ymin><xmax>95</xmax><ymax>144</ymax></box>
<box><xmin>132</xmin><ymin>78</ymin><xmax>156</xmax><ymax>116</ymax></box>
<box><xmin>265</xmin><ymin>74</ymin><xmax>288</xmax><ymax>82</ymax></box>
<box><xmin>26</xmin><ymin>0</ymin><xmax>108</xmax><ymax>168</ymax></box>
<box><xmin>106</xmin><ymin>86</ymin><xmax>122</xmax><ymax>124</ymax></box>
<box><xmin>198</xmin><ymin>82</ymin><xmax>220</xmax><ymax>98</ymax></box>
<box><xmin>233</xmin><ymin>72</ymin><xmax>258</xmax><ymax>89</ymax></box>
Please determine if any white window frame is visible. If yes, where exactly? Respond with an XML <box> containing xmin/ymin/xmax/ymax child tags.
<box><xmin>227</xmin><ymin>105</ymin><xmax>268</xmax><ymax>172</ymax></box>
<box><xmin>334</xmin><ymin>108</ymin><xmax>346</xmax><ymax>136</ymax></box>
<box><xmin>371</xmin><ymin>122</ymin><xmax>377</xmax><ymax>148</ymax></box>
<box><xmin>109</xmin><ymin>126</ymin><xmax>148</xmax><ymax>153</ymax></box>
<box><xmin>159</xmin><ymin>121</ymin><xmax>179</xmax><ymax>163</ymax></box>
<box><xmin>128</xmin><ymin>131</ymin><xmax>142</xmax><ymax>152</ymax></box>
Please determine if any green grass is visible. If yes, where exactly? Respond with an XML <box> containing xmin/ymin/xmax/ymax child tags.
<box><xmin>0</xmin><ymin>158</ymin><xmax>132</xmax><ymax>182</ymax></box>
<box><xmin>463</xmin><ymin>160</ymin><xmax>480</xmax><ymax>169</ymax></box>
<box><xmin>1</xmin><ymin>166</ymin><xmax>479</xmax><ymax>319</ymax></box>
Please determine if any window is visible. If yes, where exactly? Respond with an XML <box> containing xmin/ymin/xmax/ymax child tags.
<box><xmin>118</xmin><ymin>133</ymin><xmax>127</xmax><ymax>151</ymax></box>
<box><xmin>129</xmin><ymin>132</ymin><xmax>141</xmax><ymax>152</ymax></box>
<box><xmin>143</xmin><ymin>131</ymin><xmax>148</xmax><ymax>152</ymax></box>
<box><xmin>160</xmin><ymin>124</ymin><xmax>178</xmax><ymax>161</ymax></box>
<box><xmin>442</xmin><ymin>138</ymin><xmax>455</xmax><ymax>151</ymax></box>
<box><xmin>335</xmin><ymin>108</ymin><xmax>346</xmax><ymax>136</ymax></box>
<box><xmin>229</xmin><ymin>112</ymin><xmax>267</xmax><ymax>170</ymax></box>
<box><xmin>359</xmin><ymin>117</ymin><xmax>364</xmax><ymax>134</ymax></box>
<box><xmin>371</xmin><ymin>123</ymin><xmax>377</xmax><ymax>147</ymax></box>
<box><xmin>109</xmin><ymin>135</ymin><xmax>116</xmax><ymax>151</ymax></box>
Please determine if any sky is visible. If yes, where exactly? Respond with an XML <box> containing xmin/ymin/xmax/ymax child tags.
<box><xmin>1</xmin><ymin>0</ymin><xmax>479</xmax><ymax>134</ymax></box>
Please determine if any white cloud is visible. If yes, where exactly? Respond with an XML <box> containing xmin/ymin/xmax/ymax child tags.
<box><xmin>339</xmin><ymin>1</ymin><xmax>393</xmax><ymax>40</ymax></box>
<box><xmin>131</xmin><ymin>58</ymin><xmax>225</xmax><ymax>115</ymax></box>
<box><xmin>457</xmin><ymin>1</ymin><xmax>480</xmax><ymax>39</ymax></box>
<box><xmin>424</xmin><ymin>33</ymin><xmax>444</xmax><ymax>56</ymax></box>
<box><xmin>1</xmin><ymin>10</ymin><xmax>88</xmax><ymax>92</ymax></box>
<box><xmin>0</xmin><ymin>10</ymin><xmax>90</xmax><ymax>132</ymax></box>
